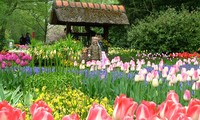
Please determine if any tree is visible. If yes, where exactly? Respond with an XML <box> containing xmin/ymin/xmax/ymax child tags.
<box><xmin>28</xmin><ymin>0</ymin><xmax>52</xmax><ymax>42</ymax></box>
<box><xmin>0</xmin><ymin>0</ymin><xmax>39</xmax><ymax>50</ymax></box>
<box><xmin>119</xmin><ymin>0</ymin><xmax>200</xmax><ymax>24</ymax></box>
<box><xmin>0</xmin><ymin>0</ymin><xmax>19</xmax><ymax>50</ymax></box>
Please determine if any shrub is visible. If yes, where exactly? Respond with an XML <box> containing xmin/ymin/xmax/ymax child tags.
<box><xmin>28</xmin><ymin>35</ymin><xmax>83</xmax><ymax>67</ymax></box>
<box><xmin>128</xmin><ymin>8</ymin><xmax>200</xmax><ymax>53</ymax></box>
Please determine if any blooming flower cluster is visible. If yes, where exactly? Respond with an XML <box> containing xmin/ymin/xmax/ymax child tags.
<box><xmin>0</xmin><ymin>100</ymin><xmax>25</xmax><ymax>120</ymax></box>
<box><xmin>0</xmin><ymin>52</ymin><xmax>32</xmax><ymax>69</ymax></box>
<box><xmin>170</xmin><ymin>52</ymin><xmax>200</xmax><ymax>58</ymax></box>
<box><xmin>17</xmin><ymin>86</ymin><xmax>113</xmax><ymax>120</ymax></box>
<box><xmin>76</xmin><ymin>56</ymin><xmax>200</xmax><ymax>89</ymax></box>
<box><xmin>27</xmin><ymin>39</ymin><xmax>82</xmax><ymax>63</ymax></box>
<box><xmin>2</xmin><ymin>90</ymin><xmax>200</xmax><ymax>120</ymax></box>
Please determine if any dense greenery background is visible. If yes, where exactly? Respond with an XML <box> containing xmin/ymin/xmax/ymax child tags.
<box><xmin>0</xmin><ymin>0</ymin><xmax>200</xmax><ymax>52</ymax></box>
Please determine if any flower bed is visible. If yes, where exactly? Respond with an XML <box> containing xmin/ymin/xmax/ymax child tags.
<box><xmin>1</xmin><ymin>47</ymin><xmax>200</xmax><ymax>120</ymax></box>
<box><xmin>1</xmin><ymin>90</ymin><xmax>200</xmax><ymax>120</ymax></box>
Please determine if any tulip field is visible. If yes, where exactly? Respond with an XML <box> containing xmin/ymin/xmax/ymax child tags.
<box><xmin>0</xmin><ymin>38</ymin><xmax>200</xmax><ymax>120</ymax></box>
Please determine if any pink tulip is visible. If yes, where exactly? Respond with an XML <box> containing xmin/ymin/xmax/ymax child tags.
<box><xmin>62</xmin><ymin>114</ymin><xmax>80</xmax><ymax>120</ymax></box>
<box><xmin>90</xmin><ymin>66</ymin><xmax>94</xmax><ymax>71</ymax></box>
<box><xmin>183</xmin><ymin>90</ymin><xmax>191</xmax><ymax>101</ymax></box>
<box><xmin>181</xmin><ymin>72</ymin><xmax>188</xmax><ymax>82</ymax></box>
<box><xmin>129</xmin><ymin>60</ymin><xmax>135</xmax><ymax>65</ymax></box>
<box><xmin>86</xmin><ymin>61</ymin><xmax>91</xmax><ymax>67</ymax></box>
<box><xmin>159</xmin><ymin>59</ymin><xmax>164</xmax><ymax>66</ymax></box>
<box><xmin>166</xmin><ymin>90</ymin><xmax>179</xmax><ymax>103</ymax></box>
<box><xmin>187</xmin><ymin>99</ymin><xmax>200</xmax><ymax>120</ymax></box>
<box><xmin>151</xmin><ymin>70</ymin><xmax>159</xmax><ymax>79</ymax></box>
<box><xmin>162</xmin><ymin>70</ymin><xmax>168</xmax><ymax>78</ymax></box>
<box><xmin>1</xmin><ymin>62</ymin><xmax>6</xmax><ymax>69</ymax></box>
<box><xmin>136</xmin><ymin>101</ymin><xmax>157</xmax><ymax>120</ymax></box>
<box><xmin>0</xmin><ymin>56</ymin><xmax>2</xmax><ymax>62</ymax></box>
<box><xmin>146</xmin><ymin>73</ymin><xmax>153</xmax><ymax>82</ymax></box>
<box><xmin>113</xmin><ymin>94</ymin><xmax>138</xmax><ymax>120</ymax></box>
<box><xmin>192</xmin><ymin>82</ymin><xmax>200</xmax><ymax>90</ymax></box>
<box><xmin>19</xmin><ymin>60</ymin><xmax>28</xmax><ymax>67</ymax></box>
<box><xmin>181</xmin><ymin>68</ymin><xmax>187</xmax><ymax>73</ymax></box>
<box><xmin>192</xmin><ymin>70</ymin><xmax>199</xmax><ymax>80</ymax></box>
<box><xmin>19</xmin><ymin>52</ymin><xmax>25</xmax><ymax>58</ymax></box>
<box><xmin>169</xmin><ymin>67</ymin><xmax>177</xmax><ymax>75</ymax></box>
<box><xmin>86</xmin><ymin>104</ymin><xmax>112</xmax><ymax>120</ymax></box>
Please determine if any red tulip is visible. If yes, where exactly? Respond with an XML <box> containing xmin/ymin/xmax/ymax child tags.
<box><xmin>170</xmin><ymin>113</ymin><xmax>192</xmax><ymax>120</ymax></box>
<box><xmin>164</xmin><ymin>102</ymin><xmax>183</xmax><ymax>120</ymax></box>
<box><xmin>86</xmin><ymin>103</ymin><xmax>112</xmax><ymax>120</ymax></box>
<box><xmin>187</xmin><ymin>99</ymin><xmax>200</xmax><ymax>120</ymax></box>
<box><xmin>30</xmin><ymin>100</ymin><xmax>52</xmax><ymax>115</ymax></box>
<box><xmin>136</xmin><ymin>100</ymin><xmax>157</xmax><ymax>120</ymax></box>
<box><xmin>32</xmin><ymin>109</ymin><xmax>54</xmax><ymax>120</ymax></box>
<box><xmin>158</xmin><ymin>100</ymin><xmax>175</xmax><ymax>118</ymax></box>
<box><xmin>122</xmin><ymin>115</ymin><xmax>134</xmax><ymax>120</ymax></box>
<box><xmin>0</xmin><ymin>111</ymin><xmax>11</xmax><ymax>120</ymax></box>
<box><xmin>0</xmin><ymin>100</ymin><xmax>25</xmax><ymax>120</ymax></box>
<box><xmin>183</xmin><ymin>90</ymin><xmax>191</xmax><ymax>101</ymax></box>
<box><xmin>62</xmin><ymin>113</ymin><xmax>80</xmax><ymax>120</ymax></box>
<box><xmin>113</xmin><ymin>94</ymin><xmax>138</xmax><ymax>120</ymax></box>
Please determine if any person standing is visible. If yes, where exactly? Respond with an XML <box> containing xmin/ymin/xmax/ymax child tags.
<box><xmin>19</xmin><ymin>34</ymin><xmax>26</xmax><ymax>45</ymax></box>
<box><xmin>88</xmin><ymin>36</ymin><xmax>102</xmax><ymax>61</ymax></box>
<box><xmin>25</xmin><ymin>33</ymin><xmax>31</xmax><ymax>45</ymax></box>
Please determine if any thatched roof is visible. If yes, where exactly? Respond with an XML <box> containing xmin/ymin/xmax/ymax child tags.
<box><xmin>50</xmin><ymin>0</ymin><xmax>129</xmax><ymax>26</ymax></box>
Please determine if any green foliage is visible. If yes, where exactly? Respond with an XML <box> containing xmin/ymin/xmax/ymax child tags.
<box><xmin>128</xmin><ymin>8</ymin><xmax>200</xmax><ymax>53</ymax></box>
<box><xmin>0</xmin><ymin>67</ymin><xmax>27</xmax><ymax>90</ymax></box>
<box><xmin>0</xmin><ymin>85</ymin><xmax>23</xmax><ymax>106</ymax></box>
<box><xmin>25</xmin><ymin>71</ymin><xmax>81</xmax><ymax>93</ymax></box>
<box><xmin>119</xmin><ymin>0</ymin><xmax>200</xmax><ymax>24</ymax></box>
<box><xmin>70</xmin><ymin>69</ymin><xmax>198</xmax><ymax>105</ymax></box>
<box><xmin>109</xmin><ymin>26</ymin><xmax>130</xmax><ymax>48</ymax></box>
<box><xmin>108</xmin><ymin>47</ymin><xmax>137</xmax><ymax>62</ymax></box>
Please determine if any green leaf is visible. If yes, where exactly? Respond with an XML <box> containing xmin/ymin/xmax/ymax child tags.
<box><xmin>0</xmin><ymin>84</ymin><xmax>5</xmax><ymax>101</ymax></box>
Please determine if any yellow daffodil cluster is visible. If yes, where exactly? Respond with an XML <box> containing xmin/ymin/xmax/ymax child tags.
<box><xmin>17</xmin><ymin>86</ymin><xmax>113</xmax><ymax>120</ymax></box>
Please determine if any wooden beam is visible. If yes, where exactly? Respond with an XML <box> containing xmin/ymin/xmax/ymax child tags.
<box><xmin>103</xmin><ymin>25</ymin><xmax>109</xmax><ymax>53</ymax></box>
<box><xmin>103</xmin><ymin>25</ymin><xmax>109</xmax><ymax>40</ymax></box>
<box><xmin>66</xmin><ymin>23</ymin><xmax>71</xmax><ymax>35</ymax></box>
<box><xmin>71</xmin><ymin>32</ymin><xmax>90</xmax><ymax>36</ymax></box>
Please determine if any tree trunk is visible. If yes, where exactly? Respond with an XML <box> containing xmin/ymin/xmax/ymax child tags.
<box><xmin>43</xmin><ymin>0</ymin><xmax>49</xmax><ymax>43</ymax></box>
<box><xmin>0</xmin><ymin>25</ymin><xmax>6</xmax><ymax>51</ymax></box>
<box><xmin>44</xmin><ymin>17</ymin><xmax>48</xmax><ymax>43</ymax></box>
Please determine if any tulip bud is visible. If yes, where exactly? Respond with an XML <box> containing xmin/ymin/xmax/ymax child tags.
<box><xmin>192</xmin><ymin>82</ymin><xmax>200</xmax><ymax>90</ymax></box>
<box><xmin>183</xmin><ymin>89</ymin><xmax>191</xmax><ymax>101</ymax></box>
<box><xmin>62</xmin><ymin>113</ymin><xmax>80</xmax><ymax>120</ymax></box>
<box><xmin>74</xmin><ymin>61</ymin><xmax>78</xmax><ymax>66</ymax></box>
<box><xmin>152</xmin><ymin>78</ymin><xmax>159</xmax><ymax>87</ymax></box>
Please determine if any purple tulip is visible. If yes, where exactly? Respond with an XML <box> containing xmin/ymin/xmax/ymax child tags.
<box><xmin>1</xmin><ymin>62</ymin><xmax>6</xmax><ymax>69</ymax></box>
<box><xmin>15</xmin><ymin>58</ymin><xmax>21</xmax><ymax>64</ymax></box>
